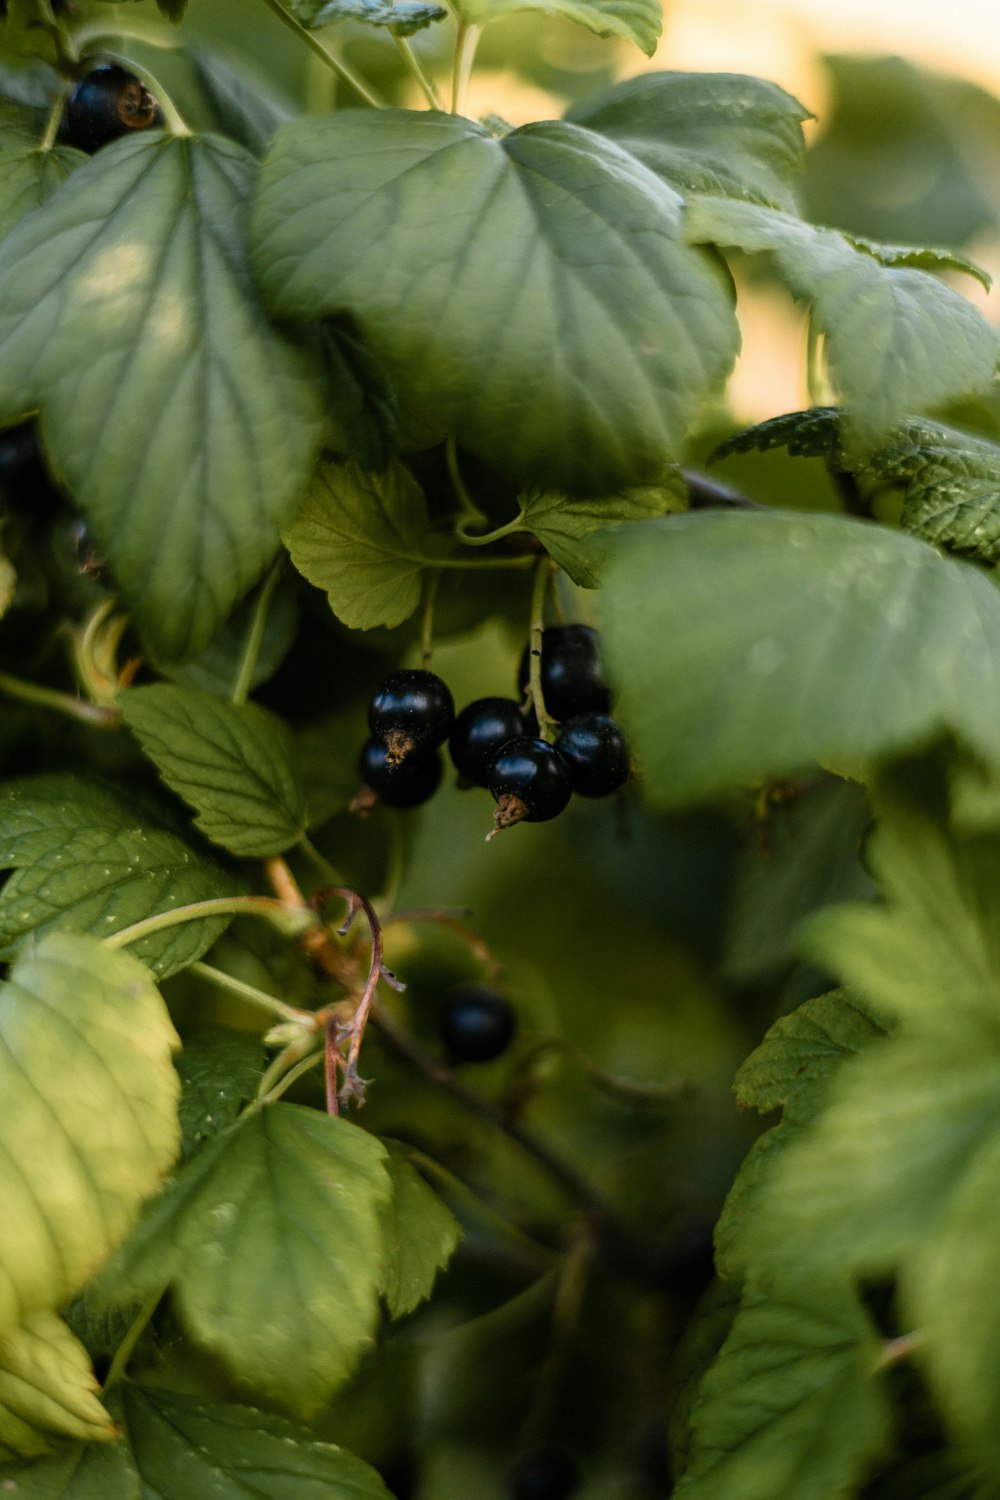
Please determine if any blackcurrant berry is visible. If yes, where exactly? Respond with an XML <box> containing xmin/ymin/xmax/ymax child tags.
<box><xmin>554</xmin><ymin>713</ymin><xmax>630</xmax><ymax>798</ymax></box>
<box><xmin>0</xmin><ymin>423</ymin><xmax>61</xmax><ymax>517</ymax></box>
<box><xmin>65</xmin><ymin>65</ymin><xmax>163</xmax><ymax>155</ymax></box>
<box><xmin>517</xmin><ymin>625</ymin><xmax>610</xmax><ymax>722</ymax></box>
<box><xmin>487</xmin><ymin>737</ymin><xmax>572</xmax><ymax>834</ymax></box>
<box><xmin>449</xmin><ymin>696</ymin><xmax>535</xmax><ymax>787</ymax></box>
<box><xmin>368</xmin><ymin>669</ymin><xmax>455</xmax><ymax>765</ymax></box>
<box><xmin>507</xmin><ymin>1447</ymin><xmax>579</xmax><ymax>1500</ymax></box>
<box><xmin>356</xmin><ymin>737</ymin><xmax>442</xmax><ymax>809</ymax></box>
<box><xmin>440</xmin><ymin>984</ymin><xmax>516</xmax><ymax>1063</ymax></box>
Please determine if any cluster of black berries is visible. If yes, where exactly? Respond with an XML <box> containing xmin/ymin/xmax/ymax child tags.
<box><xmin>356</xmin><ymin>625</ymin><xmax>629</xmax><ymax>836</ymax></box>
<box><xmin>63</xmin><ymin>65</ymin><xmax>163</xmax><ymax>155</ymax></box>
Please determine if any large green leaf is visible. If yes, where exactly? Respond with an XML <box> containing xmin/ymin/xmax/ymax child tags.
<box><xmin>381</xmin><ymin>1149</ymin><xmax>461</xmax><ymax>1319</ymax></box>
<box><xmin>121</xmin><ymin>684</ymin><xmax>308</xmax><ymax>857</ymax></box>
<box><xmin>0</xmin><ymin>133</ymin><xmax>84</xmax><ymax>240</ymax></box>
<box><xmin>567</xmin><ymin>72</ymin><xmax>811</xmax><ymax>213</ymax></box>
<box><xmin>284</xmin><ymin>457</ymin><xmax>432</xmax><ymax>630</ymax></box>
<box><xmin>685</xmin><ymin>198</ymin><xmax>1000</xmax><ymax>450</ymax></box>
<box><xmin>0</xmin><ymin>132</ymin><xmax>325</xmax><ymax>661</ymax></box>
<box><xmin>104</xmin><ymin>1104</ymin><xmax>392</xmax><ymax>1414</ymax></box>
<box><xmin>253</xmin><ymin>111</ymin><xmax>738</xmax><ymax>494</ymax></box>
<box><xmin>0</xmin><ymin>1439</ymin><xmax>139</xmax><ymax>1499</ymax></box>
<box><xmin>0</xmin><ymin>1313</ymin><xmax>115</xmax><ymax>1460</ymax></box>
<box><xmin>598</xmin><ymin>511</ymin><xmax>1000</xmax><ymax>808</ymax></box>
<box><xmin>0</xmin><ymin>776</ymin><xmax>243</xmax><ymax>977</ymax></box>
<box><xmin>0</xmin><ymin>932</ymin><xmax>179</xmax><ymax>1335</ymax></box>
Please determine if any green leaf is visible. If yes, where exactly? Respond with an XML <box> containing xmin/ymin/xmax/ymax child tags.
<box><xmin>0</xmin><ymin>1439</ymin><xmax>140</xmax><ymax>1499</ymax></box>
<box><xmin>0</xmin><ymin>932</ymin><xmax>179</xmax><ymax>1335</ymax></box>
<box><xmin>0</xmin><ymin>776</ymin><xmax>243</xmax><ymax>977</ymax></box>
<box><xmin>518</xmin><ymin>475</ymin><xmax>685</xmax><ymax>587</ymax></box>
<box><xmin>284</xmin><ymin>456</ymin><xmax>431</xmax><ymax>630</ymax></box>
<box><xmin>567</xmin><ymin>72</ymin><xmax>811</xmax><ymax>213</ymax></box>
<box><xmin>863</xmin><ymin>419</ymin><xmax>1000</xmax><ymax>564</ymax></box>
<box><xmin>449</xmin><ymin>0</ymin><xmax>660</xmax><ymax>54</ymax></box>
<box><xmin>168</xmin><ymin>572</ymin><xmax>300</xmax><ymax>698</ymax></box>
<box><xmin>711</xmin><ymin>407</ymin><xmax>841</xmax><ymax>463</ymax></box>
<box><xmin>381</xmin><ymin>1148</ymin><xmax>461</xmax><ymax>1319</ymax></box>
<box><xmin>121</xmin><ymin>684</ymin><xmax>309</xmax><ymax>857</ymax></box>
<box><xmin>685</xmin><ymin>198</ymin><xmax>1000</xmax><ymax>451</ymax></box>
<box><xmin>189</xmin><ymin>48</ymin><xmax>293</xmax><ymax>159</ymax></box>
<box><xmin>120</xmin><ymin>1383</ymin><xmax>392</xmax><ymax>1498</ymax></box>
<box><xmin>0</xmin><ymin>133</ymin><xmax>325</xmax><ymax>662</ymax></box>
<box><xmin>715</xmin><ymin>990</ymin><xmax>887</xmax><ymax>1274</ymax></box>
<box><xmin>254</xmin><ymin>111</ymin><xmax>738</xmax><ymax>494</ymax></box>
<box><xmin>318</xmin><ymin>317</ymin><xmax>398</xmax><ymax>472</ymax></box>
<box><xmin>0</xmin><ymin>134</ymin><xmax>85</xmax><ymax>240</ymax></box>
<box><xmin>677</xmin><ymin>1278</ymin><xmax>891</xmax><ymax>1499</ymax></box>
<box><xmin>175</xmin><ymin>1029</ymin><xmax>265</xmax><ymax>1160</ymax></box>
<box><xmin>598</xmin><ymin>511</ymin><xmax>1000</xmax><ymax>808</ymax></box>
<box><xmin>844</xmin><ymin>234</ymin><xmax>992</xmax><ymax>290</ymax></box>
<box><xmin>310</xmin><ymin>0</ymin><xmax>447</xmax><ymax>32</ymax></box>
<box><xmin>0</xmin><ymin>1313</ymin><xmax>115</xmax><ymax>1459</ymax></box>
<box><xmin>105</xmin><ymin>1104</ymin><xmax>392</xmax><ymax>1414</ymax></box>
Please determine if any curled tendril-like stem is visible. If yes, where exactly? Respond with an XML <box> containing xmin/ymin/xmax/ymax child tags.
<box><xmin>312</xmin><ymin>886</ymin><xmax>406</xmax><ymax>1111</ymax></box>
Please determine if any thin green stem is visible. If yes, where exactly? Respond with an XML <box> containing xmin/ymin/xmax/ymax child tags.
<box><xmin>231</xmin><ymin>558</ymin><xmax>283</xmax><ymax>707</ymax></box>
<box><xmin>298</xmin><ymin>832</ymin><xmax>346</xmax><ymax>885</ymax></box>
<box><xmin>420</xmin><ymin>569</ymin><xmax>441</xmax><ymax>666</ymax></box>
<box><xmin>450</xmin><ymin>21</ymin><xmax>481</xmax><ymax>115</ymax></box>
<box><xmin>393</xmin><ymin>33</ymin><xmax>443</xmax><ymax>109</ymax></box>
<box><xmin>38</xmin><ymin>91</ymin><xmax>66</xmax><ymax>152</ymax></box>
<box><xmin>189</xmin><ymin>961</ymin><xmax>312</xmax><ymax>1027</ymax></box>
<box><xmin>436</xmin><ymin>552</ymin><xmax>534</xmax><ymax>572</ymax></box>
<box><xmin>446</xmin><ymin>436</ymin><xmax>488</xmax><ymax>528</ymax></box>
<box><xmin>806</xmin><ymin>318</ymin><xmax>826</xmax><ymax>407</ymax></box>
<box><xmin>0</xmin><ymin>670</ymin><xmax>120</xmax><ymax>728</ymax></box>
<box><xmin>455</xmin><ymin>513</ymin><xmax>526</xmax><ymax>547</ymax></box>
<box><xmin>260</xmin><ymin>1047</ymin><xmax>325</xmax><ymax>1102</ymax></box>
<box><xmin>103</xmin><ymin>1289</ymin><xmax>164</xmax><ymax>1390</ymax></box>
<box><xmin>105</xmin><ymin>897</ymin><xmax>315</xmax><ymax>952</ymax></box>
<box><xmin>258</xmin><ymin>0</ymin><xmax>386</xmax><ymax>108</ymax></box>
<box><xmin>527</xmin><ymin>557</ymin><xmax>557</xmax><ymax>742</ymax></box>
<box><xmin>875</xmin><ymin>1330</ymin><xmax>927</xmax><ymax>1372</ymax></box>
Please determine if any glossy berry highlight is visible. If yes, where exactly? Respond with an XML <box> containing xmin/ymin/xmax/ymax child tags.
<box><xmin>357</xmin><ymin>738</ymin><xmax>442</xmax><ymax>809</ymax></box>
<box><xmin>487</xmin><ymin>737</ymin><xmax>572</xmax><ymax>834</ymax></box>
<box><xmin>517</xmin><ymin>624</ymin><xmax>611</xmax><ymax>722</ymax></box>
<box><xmin>449</xmin><ymin>696</ymin><xmax>534</xmax><ymax>787</ymax></box>
<box><xmin>65</xmin><ymin>65</ymin><xmax>163</xmax><ymax>155</ymax></box>
<box><xmin>554</xmin><ymin>713</ymin><xmax>630</xmax><ymax>797</ymax></box>
<box><xmin>369</xmin><ymin>669</ymin><xmax>455</xmax><ymax>765</ymax></box>
<box><xmin>440</xmin><ymin>985</ymin><xmax>516</xmax><ymax>1063</ymax></box>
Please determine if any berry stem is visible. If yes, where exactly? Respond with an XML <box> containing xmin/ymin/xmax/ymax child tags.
<box><xmin>392</xmin><ymin>33</ymin><xmax>443</xmax><ymax>109</ymax></box>
<box><xmin>258</xmin><ymin>0</ymin><xmax>387</xmax><ymax>109</ymax></box>
<box><xmin>450</xmin><ymin>21</ymin><xmax>481</xmax><ymax>115</ymax></box>
<box><xmin>420</xmin><ymin>569</ymin><xmax>441</xmax><ymax>667</ymax></box>
<box><xmin>38</xmin><ymin>92</ymin><xmax>66</xmax><ymax>153</ymax></box>
<box><xmin>806</xmin><ymin>316</ymin><xmax>828</xmax><ymax>407</ymax></box>
<box><xmin>0</xmin><ymin>670</ymin><xmax>120</xmax><ymax>728</ymax></box>
<box><xmin>188</xmin><ymin>960</ymin><xmax>313</xmax><ymax>1027</ymax></box>
<box><xmin>231</xmin><ymin>557</ymin><xmax>283</xmax><ymax>707</ymax></box>
<box><xmin>527</xmin><ymin>556</ymin><xmax>558</xmax><ymax>743</ymax></box>
<box><xmin>258</xmin><ymin>1045</ymin><xmax>326</xmax><ymax>1104</ymax></box>
<box><xmin>446</xmin><ymin>435</ymin><xmax>489</xmax><ymax>531</ymax></box>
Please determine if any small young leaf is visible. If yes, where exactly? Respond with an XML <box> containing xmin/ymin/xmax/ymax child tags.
<box><xmin>104</xmin><ymin>1104</ymin><xmax>392</xmax><ymax>1415</ymax></box>
<box><xmin>0</xmin><ymin>776</ymin><xmax>243</xmax><ymax>977</ymax></box>
<box><xmin>0</xmin><ymin>932</ymin><xmax>179</xmax><ymax>1336</ymax></box>
<box><xmin>686</xmin><ymin>199</ymin><xmax>1000</xmax><ymax>452</ymax></box>
<box><xmin>568</xmin><ymin>72</ymin><xmax>811</xmax><ymax>213</ymax></box>
<box><xmin>380</xmin><ymin>1149</ymin><xmax>461</xmax><ymax>1319</ymax></box>
<box><xmin>175</xmin><ymin>1030</ymin><xmax>265</xmax><ymax>1160</ymax></box>
<box><xmin>310</xmin><ymin>0</ymin><xmax>447</xmax><ymax>32</ymax></box>
<box><xmin>0</xmin><ymin>133</ymin><xmax>326</xmax><ymax>661</ymax></box>
<box><xmin>598</xmin><ymin>511</ymin><xmax>1000</xmax><ymax>808</ymax></box>
<box><xmin>677</xmin><ymin>1278</ymin><xmax>891</xmax><ymax>1499</ymax></box>
<box><xmin>284</xmin><ymin>456</ymin><xmax>432</xmax><ymax>630</ymax></box>
<box><xmin>120</xmin><ymin>1383</ymin><xmax>393</xmax><ymax>1498</ymax></box>
<box><xmin>0</xmin><ymin>1314</ymin><xmax>115</xmax><ymax>1459</ymax></box>
<box><xmin>254</xmin><ymin>111</ymin><xmax>738</xmax><ymax>494</ymax></box>
<box><xmin>863</xmin><ymin>418</ymin><xmax>1000</xmax><ymax>564</ymax></box>
<box><xmin>518</xmin><ymin>475</ymin><xmax>685</xmax><ymax>586</ymax></box>
<box><xmin>121</xmin><ymin>684</ymin><xmax>309</xmax><ymax>857</ymax></box>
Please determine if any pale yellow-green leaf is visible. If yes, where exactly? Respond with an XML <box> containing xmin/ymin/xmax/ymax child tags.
<box><xmin>0</xmin><ymin>1313</ymin><xmax>115</xmax><ymax>1461</ymax></box>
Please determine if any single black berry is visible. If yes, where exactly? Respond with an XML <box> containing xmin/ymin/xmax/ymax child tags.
<box><xmin>487</xmin><ymin>737</ymin><xmax>572</xmax><ymax>834</ymax></box>
<box><xmin>0</xmin><ymin>422</ymin><xmax>61</xmax><ymax>517</ymax></box>
<box><xmin>65</xmin><ymin>65</ymin><xmax>163</xmax><ymax>154</ymax></box>
<box><xmin>368</xmin><ymin>669</ymin><xmax>455</xmax><ymax>765</ymax></box>
<box><xmin>507</xmin><ymin>1447</ymin><xmax>579</xmax><ymax>1500</ymax></box>
<box><xmin>449</xmin><ymin>696</ymin><xmax>535</xmax><ymax>787</ymax></box>
<box><xmin>554</xmin><ymin>713</ymin><xmax>630</xmax><ymax>798</ymax></box>
<box><xmin>517</xmin><ymin>625</ymin><xmax>610</xmax><ymax>723</ymax></box>
<box><xmin>440</xmin><ymin>984</ymin><xmax>516</xmax><ymax>1063</ymax></box>
<box><xmin>357</xmin><ymin>737</ymin><xmax>442</xmax><ymax>809</ymax></box>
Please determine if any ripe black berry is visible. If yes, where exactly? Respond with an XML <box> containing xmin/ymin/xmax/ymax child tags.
<box><xmin>507</xmin><ymin>1447</ymin><xmax>579</xmax><ymax>1500</ymax></box>
<box><xmin>0</xmin><ymin>423</ymin><xmax>61</xmax><ymax>517</ymax></box>
<box><xmin>449</xmin><ymin>697</ymin><xmax>534</xmax><ymax>787</ymax></box>
<box><xmin>65</xmin><ymin>65</ymin><xmax>163</xmax><ymax>155</ymax></box>
<box><xmin>440</xmin><ymin>984</ymin><xmax>516</xmax><ymax>1063</ymax></box>
<box><xmin>517</xmin><ymin>625</ymin><xmax>610</xmax><ymax>723</ymax></box>
<box><xmin>357</xmin><ymin>737</ymin><xmax>442</xmax><ymax>809</ymax></box>
<box><xmin>368</xmin><ymin>669</ymin><xmax>455</xmax><ymax>765</ymax></box>
<box><xmin>554</xmin><ymin>713</ymin><xmax>629</xmax><ymax>797</ymax></box>
<box><xmin>487</xmin><ymin>737</ymin><xmax>572</xmax><ymax>834</ymax></box>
